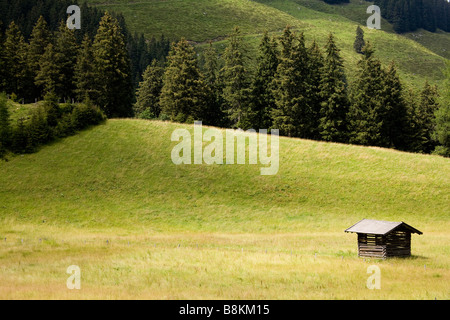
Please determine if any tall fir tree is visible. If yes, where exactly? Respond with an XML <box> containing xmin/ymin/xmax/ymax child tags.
<box><xmin>353</xmin><ymin>25</ymin><xmax>365</xmax><ymax>54</ymax></box>
<box><xmin>54</xmin><ymin>21</ymin><xmax>78</xmax><ymax>100</ymax></box>
<box><xmin>92</xmin><ymin>12</ymin><xmax>133</xmax><ymax>118</ymax></box>
<box><xmin>35</xmin><ymin>43</ymin><xmax>64</xmax><ymax>96</ymax></box>
<box><xmin>220</xmin><ymin>26</ymin><xmax>252</xmax><ymax>129</ymax></box>
<box><xmin>134</xmin><ymin>60</ymin><xmax>164</xmax><ymax>118</ymax></box>
<box><xmin>272</xmin><ymin>27</ymin><xmax>311</xmax><ymax>138</ymax></box>
<box><xmin>307</xmin><ymin>40</ymin><xmax>324</xmax><ymax>140</ymax></box>
<box><xmin>3</xmin><ymin>21</ymin><xmax>30</xmax><ymax>99</ymax></box>
<box><xmin>202</xmin><ymin>42</ymin><xmax>224</xmax><ymax>126</ymax></box>
<box><xmin>348</xmin><ymin>42</ymin><xmax>386</xmax><ymax>147</ymax></box>
<box><xmin>379</xmin><ymin>61</ymin><xmax>410</xmax><ymax>150</ymax></box>
<box><xmin>28</xmin><ymin>16</ymin><xmax>51</xmax><ymax>99</ymax></box>
<box><xmin>250</xmin><ymin>31</ymin><xmax>279</xmax><ymax>130</ymax></box>
<box><xmin>74</xmin><ymin>34</ymin><xmax>98</xmax><ymax>102</ymax></box>
<box><xmin>319</xmin><ymin>33</ymin><xmax>349</xmax><ymax>143</ymax></box>
<box><xmin>159</xmin><ymin>38</ymin><xmax>209</xmax><ymax>122</ymax></box>
<box><xmin>411</xmin><ymin>81</ymin><xmax>440</xmax><ymax>153</ymax></box>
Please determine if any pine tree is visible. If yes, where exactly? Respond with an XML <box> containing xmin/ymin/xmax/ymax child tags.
<box><xmin>134</xmin><ymin>60</ymin><xmax>164</xmax><ymax>118</ymax></box>
<box><xmin>74</xmin><ymin>34</ymin><xmax>98</xmax><ymax>102</ymax></box>
<box><xmin>319</xmin><ymin>33</ymin><xmax>349</xmax><ymax>143</ymax></box>
<box><xmin>307</xmin><ymin>40</ymin><xmax>324</xmax><ymax>140</ymax></box>
<box><xmin>272</xmin><ymin>27</ymin><xmax>311</xmax><ymax>138</ymax></box>
<box><xmin>250</xmin><ymin>31</ymin><xmax>279</xmax><ymax>130</ymax></box>
<box><xmin>412</xmin><ymin>81</ymin><xmax>440</xmax><ymax>153</ymax></box>
<box><xmin>35</xmin><ymin>43</ymin><xmax>64</xmax><ymax>96</ymax></box>
<box><xmin>348</xmin><ymin>42</ymin><xmax>386</xmax><ymax>146</ymax></box>
<box><xmin>54</xmin><ymin>21</ymin><xmax>78</xmax><ymax>100</ymax></box>
<box><xmin>271</xmin><ymin>26</ymin><xmax>297</xmax><ymax>137</ymax></box>
<box><xmin>353</xmin><ymin>25</ymin><xmax>365</xmax><ymax>54</ymax></box>
<box><xmin>159</xmin><ymin>38</ymin><xmax>208</xmax><ymax>122</ymax></box>
<box><xmin>28</xmin><ymin>16</ymin><xmax>51</xmax><ymax>98</ymax></box>
<box><xmin>3</xmin><ymin>21</ymin><xmax>29</xmax><ymax>99</ymax></box>
<box><xmin>202</xmin><ymin>41</ymin><xmax>224</xmax><ymax>126</ymax></box>
<box><xmin>220</xmin><ymin>26</ymin><xmax>252</xmax><ymax>129</ymax></box>
<box><xmin>92</xmin><ymin>12</ymin><xmax>133</xmax><ymax>118</ymax></box>
<box><xmin>379</xmin><ymin>61</ymin><xmax>410</xmax><ymax>150</ymax></box>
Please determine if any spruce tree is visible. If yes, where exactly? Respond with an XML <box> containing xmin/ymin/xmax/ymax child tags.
<box><xmin>348</xmin><ymin>42</ymin><xmax>386</xmax><ymax>146</ymax></box>
<box><xmin>379</xmin><ymin>61</ymin><xmax>409</xmax><ymax>150</ymax></box>
<box><xmin>319</xmin><ymin>33</ymin><xmax>349</xmax><ymax>143</ymax></box>
<box><xmin>74</xmin><ymin>34</ymin><xmax>98</xmax><ymax>102</ymax></box>
<box><xmin>35</xmin><ymin>43</ymin><xmax>63</xmax><ymax>96</ymax></box>
<box><xmin>353</xmin><ymin>25</ymin><xmax>365</xmax><ymax>54</ymax></box>
<box><xmin>28</xmin><ymin>16</ymin><xmax>52</xmax><ymax>98</ymax></box>
<box><xmin>3</xmin><ymin>21</ymin><xmax>29</xmax><ymax>99</ymax></box>
<box><xmin>220</xmin><ymin>26</ymin><xmax>251</xmax><ymax>129</ymax></box>
<box><xmin>92</xmin><ymin>12</ymin><xmax>133</xmax><ymax>118</ymax></box>
<box><xmin>54</xmin><ymin>21</ymin><xmax>78</xmax><ymax>100</ymax></box>
<box><xmin>272</xmin><ymin>27</ymin><xmax>311</xmax><ymax>138</ymax></box>
<box><xmin>412</xmin><ymin>81</ymin><xmax>440</xmax><ymax>153</ymax></box>
<box><xmin>134</xmin><ymin>60</ymin><xmax>164</xmax><ymax>118</ymax></box>
<box><xmin>159</xmin><ymin>38</ymin><xmax>208</xmax><ymax>122</ymax></box>
<box><xmin>250</xmin><ymin>31</ymin><xmax>279</xmax><ymax>130</ymax></box>
<box><xmin>307</xmin><ymin>40</ymin><xmax>324</xmax><ymax>140</ymax></box>
<box><xmin>202</xmin><ymin>42</ymin><xmax>224</xmax><ymax>126</ymax></box>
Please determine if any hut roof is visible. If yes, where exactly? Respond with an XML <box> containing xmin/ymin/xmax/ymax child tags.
<box><xmin>345</xmin><ymin>219</ymin><xmax>422</xmax><ymax>235</ymax></box>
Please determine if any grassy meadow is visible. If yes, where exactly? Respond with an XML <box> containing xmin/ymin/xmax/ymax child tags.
<box><xmin>0</xmin><ymin>119</ymin><xmax>449</xmax><ymax>299</ymax></box>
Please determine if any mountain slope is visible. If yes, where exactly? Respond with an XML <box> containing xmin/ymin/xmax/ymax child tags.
<box><xmin>86</xmin><ymin>0</ymin><xmax>449</xmax><ymax>88</ymax></box>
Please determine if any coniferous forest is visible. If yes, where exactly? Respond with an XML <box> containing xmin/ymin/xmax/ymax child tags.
<box><xmin>0</xmin><ymin>1</ymin><xmax>449</xmax><ymax>159</ymax></box>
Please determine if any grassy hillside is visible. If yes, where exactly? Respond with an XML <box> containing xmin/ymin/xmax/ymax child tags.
<box><xmin>85</xmin><ymin>0</ymin><xmax>449</xmax><ymax>90</ymax></box>
<box><xmin>1</xmin><ymin>119</ymin><xmax>449</xmax><ymax>232</ymax></box>
<box><xmin>0</xmin><ymin>119</ymin><xmax>448</xmax><ymax>299</ymax></box>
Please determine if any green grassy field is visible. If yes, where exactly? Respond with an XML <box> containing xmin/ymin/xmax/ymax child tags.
<box><xmin>86</xmin><ymin>0</ymin><xmax>449</xmax><ymax>89</ymax></box>
<box><xmin>0</xmin><ymin>119</ymin><xmax>449</xmax><ymax>299</ymax></box>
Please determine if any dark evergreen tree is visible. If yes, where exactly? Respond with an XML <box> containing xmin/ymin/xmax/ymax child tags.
<box><xmin>2</xmin><ymin>21</ymin><xmax>29</xmax><ymax>99</ymax></box>
<box><xmin>54</xmin><ymin>21</ymin><xmax>78</xmax><ymax>100</ymax></box>
<box><xmin>348</xmin><ymin>42</ymin><xmax>386</xmax><ymax>147</ymax></box>
<box><xmin>319</xmin><ymin>33</ymin><xmax>349</xmax><ymax>143</ymax></box>
<box><xmin>412</xmin><ymin>81</ymin><xmax>440</xmax><ymax>153</ymax></box>
<box><xmin>380</xmin><ymin>61</ymin><xmax>410</xmax><ymax>149</ymax></box>
<box><xmin>272</xmin><ymin>28</ymin><xmax>312</xmax><ymax>138</ymax></box>
<box><xmin>134</xmin><ymin>60</ymin><xmax>164</xmax><ymax>118</ymax></box>
<box><xmin>353</xmin><ymin>25</ymin><xmax>365</xmax><ymax>54</ymax></box>
<box><xmin>220</xmin><ymin>26</ymin><xmax>252</xmax><ymax>129</ymax></box>
<box><xmin>159</xmin><ymin>38</ymin><xmax>209</xmax><ymax>122</ymax></box>
<box><xmin>92</xmin><ymin>12</ymin><xmax>133</xmax><ymax>118</ymax></box>
<box><xmin>35</xmin><ymin>43</ymin><xmax>64</xmax><ymax>96</ymax></box>
<box><xmin>202</xmin><ymin>41</ymin><xmax>225</xmax><ymax>126</ymax></box>
<box><xmin>28</xmin><ymin>16</ymin><xmax>52</xmax><ymax>98</ymax></box>
<box><xmin>74</xmin><ymin>34</ymin><xmax>98</xmax><ymax>102</ymax></box>
<box><xmin>249</xmin><ymin>31</ymin><xmax>279</xmax><ymax>130</ymax></box>
<box><xmin>307</xmin><ymin>40</ymin><xmax>324</xmax><ymax>140</ymax></box>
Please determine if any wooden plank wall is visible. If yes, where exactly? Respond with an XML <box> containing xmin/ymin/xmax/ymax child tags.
<box><xmin>357</xmin><ymin>232</ymin><xmax>412</xmax><ymax>258</ymax></box>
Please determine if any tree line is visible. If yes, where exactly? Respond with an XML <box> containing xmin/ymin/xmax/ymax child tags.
<box><xmin>135</xmin><ymin>26</ymin><xmax>449</xmax><ymax>157</ymax></box>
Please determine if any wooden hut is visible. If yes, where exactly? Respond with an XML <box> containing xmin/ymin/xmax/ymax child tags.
<box><xmin>345</xmin><ymin>219</ymin><xmax>422</xmax><ymax>258</ymax></box>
